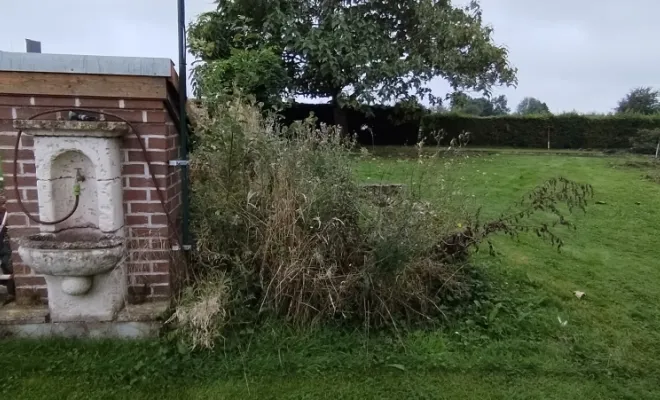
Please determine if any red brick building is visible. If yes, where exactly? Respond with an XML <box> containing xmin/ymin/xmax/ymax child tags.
<box><xmin>0</xmin><ymin>51</ymin><xmax>185</xmax><ymax>306</ymax></box>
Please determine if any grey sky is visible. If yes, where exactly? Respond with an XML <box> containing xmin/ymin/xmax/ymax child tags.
<box><xmin>1</xmin><ymin>0</ymin><xmax>657</xmax><ymax>113</ymax></box>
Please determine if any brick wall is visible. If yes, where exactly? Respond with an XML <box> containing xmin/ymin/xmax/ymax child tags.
<box><xmin>0</xmin><ymin>94</ymin><xmax>182</xmax><ymax>305</ymax></box>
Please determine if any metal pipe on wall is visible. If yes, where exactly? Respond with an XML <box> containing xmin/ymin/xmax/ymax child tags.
<box><xmin>177</xmin><ymin>0</ymin><xmax>191</xmax><ymax>251</ymax></box>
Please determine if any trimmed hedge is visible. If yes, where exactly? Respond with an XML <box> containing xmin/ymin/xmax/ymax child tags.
<box><xmin>281</xmin><ymin>103</ymin><xmax>660</xmax><ymax>149</ymax></box>
<box><xmin>282</xmin><ymin>103</ymin><xmax>424</xmax><ymax>146</ymax></box>
<box><xmin>421</xmin><ymin>114</ymin><xmax>660</xmax><ymax>149</ymax></box>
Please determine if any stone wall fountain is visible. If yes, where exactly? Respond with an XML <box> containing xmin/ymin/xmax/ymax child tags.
<box><xmin>0</xmin><ymin>51</ymin><xmax>183</xmax><ymax>337</ymax></box>
<box><xmin>16</xmin><ymin>120</ymin><xmax>128</xmax><ymax>322</ymax></box>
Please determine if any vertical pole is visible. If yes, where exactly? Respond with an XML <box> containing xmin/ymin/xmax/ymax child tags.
<box><xmin>177</xmin><ymin>0</ymin><xmax>191</xmax><ymax>250</ymax></box>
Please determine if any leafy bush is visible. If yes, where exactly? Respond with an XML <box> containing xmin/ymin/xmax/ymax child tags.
<box><xmin>175</xmin><ymin>97</ymin><xmax>593</xmax><ymax>348</ymax></box>
<box><xmin>191</xmin><ymin>48</ymin><xmax>289</xmax><ymax>108</ymax></box>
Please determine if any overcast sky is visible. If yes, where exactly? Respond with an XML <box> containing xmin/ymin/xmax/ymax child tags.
<box><xmin>1</xmin><ymin>0</ymin><xmax>657</xmax><ymax>113</ymax></box>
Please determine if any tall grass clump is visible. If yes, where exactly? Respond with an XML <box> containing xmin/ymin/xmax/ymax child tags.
<box><xmin>174</xmin><ymin>97</ymin><xmax>593</xmax><ymax>348</ymax></box>
<box><xmin>181</xmin><ymin>98</ymin><xmax>476</xmax><ymax>332</ymax></box>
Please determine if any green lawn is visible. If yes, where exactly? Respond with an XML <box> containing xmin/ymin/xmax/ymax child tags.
<box><xmin>3</xmin><ymin>153</ymin><xmax>660</xmax><ymax>399</ymax></box>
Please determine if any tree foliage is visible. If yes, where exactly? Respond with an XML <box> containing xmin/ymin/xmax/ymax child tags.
<box><xmin>191</xmin><ymin>47</ymin><xmax>289</xmax><ymax>107</ymax></box>
<box><xmin>188</xmin><ymin>0</ymin><xmax>517</xmax><ymax>126</ymax></box>
<box><xmin>616</xmin><ymin>87</ymin><xmax>660</xmax><ymax>115</ymax></box>
<box><xmin>516</xmin><ymin>97</ymin><xmax>550</xmax><ymax>115</ymax></box>
<box><xmin>450</xmin><ymin>93</ymin><xmax>509</xmax><ymax>116</ymax></box>
<box><xmin>489</xmin><ymin>95</ymin><xmax>510</xmax><ymax>116</ymax></box>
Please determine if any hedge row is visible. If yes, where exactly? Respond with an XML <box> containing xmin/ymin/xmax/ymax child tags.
<box><xmin>422</xmin><ymin>113</ymin><xmax>660</xmax><ymax>149</ymax></box>
<box><xmin>280</xmin><ymin>103</ymin><xmax>660</xmax><ymax>149</ymax></box>
<box><xmin>281</xmin><ymin>103</ymin><xmax>424</xmax><ymax>146</ymax></box>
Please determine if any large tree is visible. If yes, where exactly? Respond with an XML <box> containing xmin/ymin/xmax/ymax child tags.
<box><xmin>188</xmin><ymin>0</ymin><xmax>517</xmax><ymax>130</ymax></box>
<box><xmin>616</xmin><ymin>87</ymin><xmax>660</xmax><ymax>115</ymax></box>
<box><xmin>489</xmin><ymin>94</ymin><xmax>510</xmax><ymax>116</ymax></box>
<box><xmin>516</xmin><ymin>97</ymin><xmax>550</xmax><ymax>115</ymax></box>
<box><xmin>450</xmin><ymin>93</ymin><xmax>509</xmax><ymax>116</ymax></box>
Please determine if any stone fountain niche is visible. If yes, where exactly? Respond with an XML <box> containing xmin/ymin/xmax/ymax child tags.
<box><xmin>17</xmin><ymin>120</ymin><xmax>128</xmax><ymax>322</ymax></box>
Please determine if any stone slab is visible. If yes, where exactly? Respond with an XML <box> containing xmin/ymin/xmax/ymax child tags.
<box><xmin>0</xmin><ymin>301</ymin><xmax>168</xmax><ymax>338</ymax></box>
<box><xmin>1</xmin><ymin>321</ymin><xmax>159</xmax><ymax>339</ymax></box>
<box><xmin>44</xmin><ymin>267</ymin><xmax>126</xmax><ymax>323</ymax></box>
<box><xmin>15</xmin><ymin>120</ymin><xmax>130</xmax><ymax>137</ymax></box>
<box><xmin>117</xmin><ymin>301</ymin><xmax>169</xmax><ymax>322</ymax></box>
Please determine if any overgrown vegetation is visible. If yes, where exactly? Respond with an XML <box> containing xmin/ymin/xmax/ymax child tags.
<box><xmin>186</xmin><ymin>98</ymin><xmax>476</xmax><ymax>337</ymax></box>
<box><xmin>172</xmin><ymin>98</ymin><xmax>593</xmax><ymax>349</ymax></box>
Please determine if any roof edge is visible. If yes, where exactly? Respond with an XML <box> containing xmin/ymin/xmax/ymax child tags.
<box><xmin>0</xmin><ymin>51</ymin><xmax>174</xmax><ymax>77</ymax></box>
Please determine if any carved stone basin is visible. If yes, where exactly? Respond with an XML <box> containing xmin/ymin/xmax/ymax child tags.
<box><xmin>18</xmin><ymin>229</ymin><xmax>124</xmax><ymax>296</ymax></box>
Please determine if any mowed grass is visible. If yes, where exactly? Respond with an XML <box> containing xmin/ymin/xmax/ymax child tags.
<box><xmin>3</xmin><ymin>153</ymin><xmax>660</xmax><ymax>399</ymax></box>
